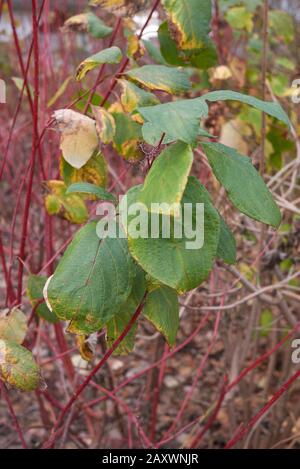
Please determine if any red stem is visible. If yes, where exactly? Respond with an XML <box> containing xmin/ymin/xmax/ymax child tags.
<box><xmin>16</xmin><ymin>0</ymin><xmax>40</xmax><ymax>303</ymax></box>
<box><xmin>225</xmin><ymin>369</ymin><xmax>300</xmax><ymax>449</ymax></box>
<box><xmin>43</xmin><ymin>293</ymin><xmax>147</xmax><ymax>448</ymax></box>
<box><xmin>1</xmin><ymin>382</ymin><xmax>27</xmax><ymax>448</ymax></box>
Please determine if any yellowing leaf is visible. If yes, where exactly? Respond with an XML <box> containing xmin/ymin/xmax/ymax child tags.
<box><xmin>0</xmin><ymin>340</ymin><xmax>41</xmax><ymax>391</ymax></box>
<box><xmin>0</xmin><ymin>308</ymin><xmax>27</xmax><ymax>344</ymax></box>
<box><xmin>76</xmin><ymin>47</ymin><xmax>122</xmax><ymax>81</ymax></box>
<box><xmin>118</xmin><ymin>79</ymin><xmax>159</xmax><ymax>114</ymax></box>
<box><xmin>111</xmin><ymin>112</ymin><xmax>143</xmax><ymax>161</ymax></box>
<box><xmin>45</xmin><ymin>180</ymin><xmax>88</xmax><ymax>224</ymax></box>
<box><xmin>226</xmin><ymin>6</ymin><xmax>254</xmax><ymax>33</ymax></box>
<box><xmin>53</xmin><ymin>109</ymin><xmax>99</xmax><ymax>169</ymax></box>
<box><xmin>60</xmin><ymin>150</ymin><xmax>108</xmax><ymax>190</ymax></box>
<box><xmin>92</xmin><ymin>106</ymin><xmax>116</xmax><ymax>144</ymax></box>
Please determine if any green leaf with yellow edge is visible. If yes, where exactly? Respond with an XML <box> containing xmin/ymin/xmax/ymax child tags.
<box><xmin>121</xmin><ymin>177</ymin><xmax>220</xmax><ymax>293</ymax></box>
<box><xmin>92</xmin><ymin>106</ymin><xmax>116</xmax><ymax>144</ymax></box>
<box><xmin>125</xmin><ymin>65</ymin><xmax>191</xmax><ymax>95</ymax></box>
<box><xmin>138</xmin><ymin>97</ymin><xmax>209</xmax><ymax>146</ymax></box>
<box><xmin>47</xmin><ymin>221</ymin><xmax>137</xmax><ymax>335</ymax></box>
<box><xmin>106</xmin><ymin>266</ymin><xmax>146</xmax><ymax>355</ymax></box>
<box><xmin>158</xmin><ymin>20</ymin><xmax>216</xmax><ymax>70</ymax></box>
<box><xmin>66</xmin><ymin>182</ymin><xmax>117</xmax><ymax>203</ymax></box>
<box><xmin>63</xmin><ymin>12</ymin><xmax>113</xmax><ymax>38</ymax></box>
<box><xmin>158</xmin><ymin>21</ymin><xmax>186</xmax><ymax>67</ymax></box>
<box><xmin>201</xmin><ymin>90</ymin><xmax>291</xmax><ymax>129</ymax></box>
<box><xmin>27</xmin><ymin>275</ymin><xmax>58</xmax><ymax>323</ymax></box>
<box><xmin>119</xmin><ymin>79</ymin><xmax>159</xmax><ymax>114</ymax></box>
<box><xmin>0</xmin><ymin>308</ymin><xmax>27</xmax><ymax>344</ymax></box>
<box><xmin>137</xmin><ymin>142</ymin><xmax>193</xmax><ymax>216</ymax></box>
<box><xmin>76</xmin><ymin>47</ymin><xmax>122</xmax><ymax>81</ymax></box>
<box><xmin>111</xmin><ymin>112</ymin><xmax>143</xmax><ymax>161</ymax></box>
<box><xmin>45</xmin><ymin>180</ymin><xmax>88</xmax><ymax>224</ymax></box>
<box><xmin>143</xmin><ymin>285</ymin><xmax>179</xmax><ymax>346</ymax></box>
<box><xmin>161</xmin><ymin>0</ymin><xmax>212</xmax><ymax>50</ymax></box>
<box><xmin>202</xmin><ymin>142</ymin><xmax>282</xmax><ymax>227</ymax></box>
<box><xmin>0</xmin><ymin>340</ymin><xmax>40</xmax><ymax>391</ymax></box>
<box><xmin>60</xmin><ymin>150</ymin><xmax>108</xmax><ymax>191</ymax></box>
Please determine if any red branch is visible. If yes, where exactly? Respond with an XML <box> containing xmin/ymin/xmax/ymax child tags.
<box><xmin>225</xmin><ymin>369</ymin><xmax>300</xmax><ymax>449</ymax></box>
<box><xmin>43</xmin><ymin>293</ymin><xmax>147</xmax><ymax>448</ymax></box>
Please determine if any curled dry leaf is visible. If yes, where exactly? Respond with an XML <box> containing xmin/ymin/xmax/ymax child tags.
<box><xmin>53</xmin><ymin>109</ymin><xmax>99</xmax><ymax>169</ymax></box>
<box><xmin>76</xmin><ymin>333</ymin><xmax>97</xmax><ymax>361</ymax></box>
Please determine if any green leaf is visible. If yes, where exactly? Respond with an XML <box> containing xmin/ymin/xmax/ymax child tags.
<box><xmin>202</xmin><ymin>90</ymin><xmax>291</xmax><ymax>129</ymax></box>
<box><xmin>143</xmin><ymin>285</ymin><xmax>179</xmax><ymax>346</ymax></box>
<box><xmin>161</xmin><ymin>0</ymin><xmax>212</xmax><ymax>50</ymax></box>
<box><xmin>111</xmin><ymin>111</ymin><xmax>143</xmax><ymax>161</ymax></box>
<box><xmin>63</xmin><ymin>12</ymin><xmax>113</xmax><ymax>38</ymax></box>
<box><xmin>118</xmin><ymin>79</ymin><xmax>159</xmax><ymax>114</ymax></box>
<box><xmin>0</xmin><ymin>340</ymin><xmax>40</xmax><ymax>391</ymax></box>
<box><xmin>143</xmin><ymin>39</ymin><xmax>168</xmax><ymax>65</ymax></box>
<box><xmin>137</xmin><ymin>142</ymin><xmax>193</xmax><ymax>215</ymax></box>
<box><xmin>217</xmin><ymin>216</ymin><xmax>236</xmax><ymax>264</ymax></box>
<box><xmin>138</xmin><ymin>97</ymin><xmax>208</xmax><ymax>146</ymax></box>
<box><xmin>202</xmin><ymin>142</ymin><xmax>281</xmax><ymax>227</ymax></box>
<box><xmin>27</xmin><ymin>275</ymin><xmax>58</xmax><ymax>323</ymax></box>
<box><xmin>158</xmin><ymin>20</ymin><xmax>217</xmax><ymax>70</ymax></box>
<box><xmin>66</xmin><ymin>182</ymin><xmax>117</xmax><ymax>203</ymax></box>
<box><xmin>106</xmin><ymin>267</ymin><xmax>146</xmax><ymax>355</ymax></box>
<box><xmin>125</xmin><ymin>65</ymin><xmax>191</xmax><ymax>94</ymax></box>
<box><xmin>76</xmin><ymin>47</ymin><xmax>122</xmax><ymax>81</ymax></box>
<box><xmin>47</xmin><ymin>222</ymin><xmax>137</xmax><ymax>334</ymax></box>
<box><xmin>92</xmin><ymin>106</ymin><xmax>116</xmax><ymax>144</ymax></box>
<box><xmin>122</xmin><ymin>177</ymin><xmax>220</xmax><ymax>293</ymax></box>
<box><xmin>0</xmin><ymin>308</ymin><xmax>27</xmax><ymax>344</ymax></box>
<box><xmin>158</xmin><ymin>21</ymin><xmax>186</xmax><ymax>66</ymax></box>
